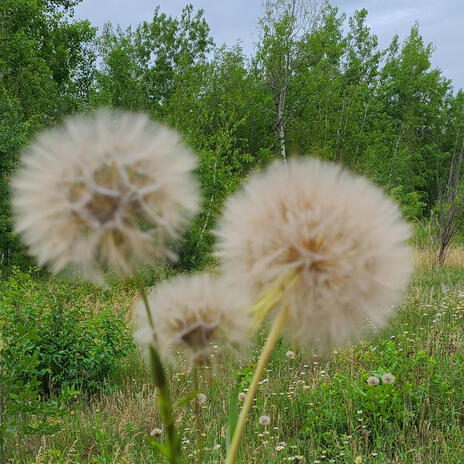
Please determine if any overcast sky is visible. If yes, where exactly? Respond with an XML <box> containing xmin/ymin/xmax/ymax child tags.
<box><xmin>74</xmin><ymin>0</ymin><xmax>464</xmax><ymax>91</ymax></box>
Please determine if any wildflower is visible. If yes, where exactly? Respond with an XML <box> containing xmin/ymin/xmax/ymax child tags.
<box><xmin>259</xmin><ymin>415</ymin><xmax>271</xmax><ymax>426</ymax></box>
<box><xmin>216</xmin><ymin>157</ymin><xmax>412</xmax><ymax>347</ymax></box>
<box><xmin>367</xmin><ymin>376</ymin><xmax>380</xmax><ymax>386</ymax></box>
<box><xmin>12</xmin><ymin>110</ymin><xmax>199</xmax><ymax>282</ymax></box>
<box><xmin>238</xmin><ymin>392</ymin><xmax>247</xmax><ymax>402</ymax></box>
<box><xmin>276</xmin><ymin>445</ymin><xmax>285</xmax><ymax>451</ymax></box>
<box><xmin>196</xmin><ymin>393</ymin><xmax>207</xmax><ymax>405</ymax></box>
<box><xmin>150</xmin><ymin>428</ymin><xmax>163</xmax><ymax>437</ymax></box>
<box><xmin>134</xmin><ymin>274</ymin><xmax>250</xmax><ymax>363</ymax></box>
<box><xmin>382</xmin><ymin>373</ymin><xmax>395</xmax><ymax>384</ymax></box>
<box><xmin>286</xmin><ymin>350</ymin><xmax>295</xmax><ymax>359</ymax></box>
<box><xmin>355</xmin><ymin>457</ymin><xmax>362</xmax><ymax>463</ymax></box>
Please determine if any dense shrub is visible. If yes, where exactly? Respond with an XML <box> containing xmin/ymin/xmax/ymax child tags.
<box><xmin>0</xmin><ymin>268</ymin><xmax>134</xmax><ymax>395</ymax></box>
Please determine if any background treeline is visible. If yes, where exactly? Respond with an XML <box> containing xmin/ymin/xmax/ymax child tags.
<box><xmin>1</xmin><ymin>0</ymin><xmax>463</xmax><ymax>270</ymax></box>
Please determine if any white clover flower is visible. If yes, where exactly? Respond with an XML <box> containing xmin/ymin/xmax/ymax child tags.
<box><xmin>13</xmin><ymin>110</ymin><xmax>199</xmax><ymax>281</ymax></box>
<box><xmin>367</xmin><ymin>376</ymin><xmax>380</xmax><ymax>386</ymax></box>
<box><xmin>259</xmin><ymin>415</ymin><xmax>271</xmax><ymax>426</ymax></box>
<box><xmin>381</xmin><ymin>373</ymin><xmax>395</xmax><ymax>384</ymax></box>
<box><xmin>135</xmin><ymin>274</ymin><xmax>251</xmax><ymax>363</ymax></box>
<box><xmin>216</xmin><ymin>157</ymin><xmax>412</xmax><ymax>347</ymax></box>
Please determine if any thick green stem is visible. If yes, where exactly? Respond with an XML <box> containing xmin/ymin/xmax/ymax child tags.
<box><xmin>226</xmin><ymin>305</ymin><xmax>289</xmax><ymax>464</ymax></box>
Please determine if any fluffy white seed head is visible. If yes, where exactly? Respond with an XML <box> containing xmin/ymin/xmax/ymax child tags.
<box><xmin>367</xmin><ymin>376</ymin><xmax>380</xmax><ymax>386</ymax></box>
<box><xmin>259</xmin><ymin>415</ymin><xmax>271</xmax><ymax>426</ymax></box>
<box><xmin>150</xmin><ymin>428</ymin><xmax>163</xmax><ymax>437</ymax></box>
<box><xmin>12</xmin><ymin>110</ymin><xmax>199</xmax><ymax>281</ymax></box>
<box><xmin>134</xmin><ymin>273</ymin><xmax>251</xmax><ymax>364</ymax></box>
<box><xmin>196</xmin><ymin>393</ymin><xmax>207</xmax><ymax>405</ymax></box>
<box><xmin>286</xmin><ymin>350</ymin><xmax>295</xmax><ymax>359</ymax></box>
<box><xmin>381</xmin><ymin>373</ymin><xmax>395</xmax><ymax>384</ymax></box>
<box><xmin>216</xmin><ymin>157</ymin><xmax>412</xmax><ymax>348</ymax></box>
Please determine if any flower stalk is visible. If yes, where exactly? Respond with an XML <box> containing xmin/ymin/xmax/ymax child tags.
<box><xmin>226</xmin><ymin>305</ymin><xmax>289</xmax><ymax>464</ymax></box>
<box><xmin>137</xmin><ymin>276</ymin><xmax>179</xmax><ymax>464</ymax></box>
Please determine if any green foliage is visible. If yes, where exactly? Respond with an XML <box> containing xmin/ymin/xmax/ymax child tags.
<box><xmin>390</xmin><ymin>185</ymin><xmax>426</xmax><ymax>220</ymax></box>
<box><xmin>0</xmin><ymin>268</ymin><xmax>134</xmax><ymax>394</ymax></box>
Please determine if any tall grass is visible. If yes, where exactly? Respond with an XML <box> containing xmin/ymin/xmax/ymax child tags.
<box><xmin>5</xmin><ymin>250</ymin><xmax>464</xmax><ymax>463</ymax></box>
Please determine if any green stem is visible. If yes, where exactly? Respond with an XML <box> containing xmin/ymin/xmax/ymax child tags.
<box><xmin>226</xmin><ymin>305</ymin><xmax>289</xmax><ymax>464</ymax></box>
<box><xmin>135</xmin><ymin>271</ymin><xmax>179</xmax><ymax>464</ymax></box>
<box><xmin>149</xmin><ymin>346</ymin><xmax>179</xmax><ymax>464</ymax></box>
<box><xmin>192</xmin><ymin>365</ymin><xmax>204</xmax><ymax>464</ymax></box>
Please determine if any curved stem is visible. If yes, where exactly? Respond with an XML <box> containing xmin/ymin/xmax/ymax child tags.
<box><xmin>226</xmin><ymin>305</ymin><xmax>289</xmax><ymax>464</ymax></box>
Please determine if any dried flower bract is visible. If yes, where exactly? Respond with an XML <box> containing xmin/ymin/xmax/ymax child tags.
<box><xmin>13</xmin><ymin>110</ymin><xmax>199</xmax><ymax>281</ymax></box>
<box><xmin>216</xmin><ymin>157</ymin><xmax>412</xmax><ymax>347</ymax></box>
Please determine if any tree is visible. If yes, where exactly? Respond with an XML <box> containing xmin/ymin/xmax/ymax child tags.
<box><xmin>254</xmin><ymin>0</ymin><xmax>323</xmax><ymax>162</ymax></box>
<box><xmin>0</xmin><ymin>0</ymin><xmax>96</xmax><ymax>265</ymax></box>
<box><xmin>435</xmin><ymin>91</ymin><xmax>464</xmax><ymax>265</ymax></box>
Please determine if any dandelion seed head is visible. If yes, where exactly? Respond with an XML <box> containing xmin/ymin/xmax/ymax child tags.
<box><xmin>367</xmin><ymin>376</ymin><xmax>380</xmax><ymax>386</ymax></box>
<box><xmin>134</xmin><ymin>273</ymin><xmax>250</xmax><ymax>363</ymax></box>
<box><xmin>259</xmin><ymin>415</ymin><xmax>271</xmax><ymax>426</ymax></box>
<box><xmin>150</xmin><ymin>428</ymin><xmax>163</xmax><ymax>437</ymax></box>
<box><xmin>216</xmin><ymin>157</ymin><xmax>412</xmax><ymax>347</ymax></box>
<box><xmin>381</xmin><ymin>373</ymin><xmax>395</xmax><ymax>384</ymax></box>
<box><xmin>13</xmin><ymin>110</ymin><xmax>199</xmax><ymax>281</ymax></box>
<box><xmin>286</xmin><ymin>350</ymin><xmax>295</xmax><ymax>359</ymax></box>
<box><xmin>196</xmin><ymin>393</ymin><xmax>207</xmax><ymax>405</ymax></box>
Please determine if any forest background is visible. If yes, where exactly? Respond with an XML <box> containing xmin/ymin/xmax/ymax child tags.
<box><xmin>2</xmin><ymin>0</ymin><xmax>464</xmax><ymax>272</ymax></box>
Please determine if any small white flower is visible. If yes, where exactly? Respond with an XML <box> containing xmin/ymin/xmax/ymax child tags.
<box><xmin>367</xmin><ymin>376</ymin><xmax>380</xmax><ymax>386</ymax></box>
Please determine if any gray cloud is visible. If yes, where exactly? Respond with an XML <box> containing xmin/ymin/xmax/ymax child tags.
<box><xmin>74</xmin><ymin>0</ymin><xmax>464</xmax><ymax>90</ymax></box>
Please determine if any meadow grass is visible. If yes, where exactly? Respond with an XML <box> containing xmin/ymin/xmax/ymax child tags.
<box><xmin>5</xmin><ymin>250</ymin><xmax>464</xmax><ymax>463</ymax></box>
